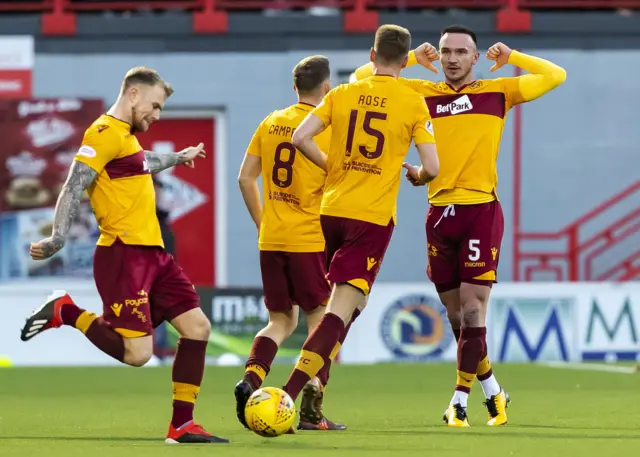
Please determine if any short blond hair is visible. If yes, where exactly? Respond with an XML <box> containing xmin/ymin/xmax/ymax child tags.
<box><xmin>374</xmin><ymin>24</ymin><xmax>411</xmax><ymax>65</ymax></box>
<box><xmin>121</xmin><ymin>66</ymin><xmax>174</xmax><ymax>98</ymax></box>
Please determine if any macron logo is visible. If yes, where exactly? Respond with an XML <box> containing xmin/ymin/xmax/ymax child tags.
<box><xmin>436</xmin><ymin>95</ymin><xmax>473</xmax><ymax>115</ymax></box>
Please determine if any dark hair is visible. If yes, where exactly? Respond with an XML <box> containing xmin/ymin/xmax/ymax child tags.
<box><xmin>121</xmin><ymin>66</ymin><xmax>174</xmax><ymax>97</ymax></box>
<box><xmin>374</xmin><ymin>24</ymin><xmax>411</xmax><ymax>65</ymax></box>
<box><xmin>293</xmin><ymin>55</ymin><xmax>331</xmax><ymax>94</ymax></box>
<box><xmin>441</xmin><ymin>25</ymin><xmax>478</xmax><ymax>46</ymax></box>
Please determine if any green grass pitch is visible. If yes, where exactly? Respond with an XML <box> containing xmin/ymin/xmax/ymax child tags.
<box><xmin>1</xmin><ymin>363</ymin><xmax>638</xmax><ymax>457</ymax></box>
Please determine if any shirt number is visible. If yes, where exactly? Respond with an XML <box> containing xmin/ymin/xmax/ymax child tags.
<box><xmin>345</xmin><ymin>110</ymin><xmax>387</xmax><ymax>160</ymax></box>
<box><xmin>272</xmin><ymin>141</ymin><xmax>296</xmax><ymax>188</ymax></box>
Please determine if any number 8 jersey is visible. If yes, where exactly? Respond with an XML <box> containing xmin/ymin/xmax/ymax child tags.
<box><xmin>246</xmin><ymin>102</ymin><xmax>330</xmax><ymax>252</ymax></box>
<box><xmin>312</xmin><ymin>75</ymin><xmax>435</xmax><ymax>226</ymax></box>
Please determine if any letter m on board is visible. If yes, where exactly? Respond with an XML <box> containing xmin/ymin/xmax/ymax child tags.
<box><xmin>499</xmin><ymin>307</ymin><xmax>569</xmax><ymax>362</ymax></box>
<box><xmin>586</xmin><ymin>298</ymin><xmax>637</xmax><ymax>343</ymax></box>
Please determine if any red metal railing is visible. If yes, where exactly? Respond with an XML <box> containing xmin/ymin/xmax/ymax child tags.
<box><xmin>362</xmin><ymin>0</ymin><xmax>506</xmax><ymax>7</ymax></box>
<box><xmin>520</xmin><ymin>0</ymin><xmax>640</xmax><ymax>7</ymax></box>
<box><xmin>597</xmin><ymin>251</ymin><xmax>640</xmax><ymax>281</ymax></box>
<box><xmin>1</xmin><ymin>0</ymin><xmax>640</xmax><ymax>12</ymax></box>
<box><xmin>515</xmin><ymin>181</ymin><xmax>640</xmax><ymax>281</ymax></box>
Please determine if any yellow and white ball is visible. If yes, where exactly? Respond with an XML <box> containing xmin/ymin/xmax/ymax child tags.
<box><xmin>244</xmin><ymin>387</ymin><xmax>296</xmax><ymax>437</ymax></box>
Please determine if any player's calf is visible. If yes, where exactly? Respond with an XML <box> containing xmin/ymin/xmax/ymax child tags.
<box><xmin>235</xmin><ymin>311</ymin><xmax>297</xmax><ymax>429</ymax></box>
<box><xmin>283</xmin><ymin>284</ymin><xmax>361</xmax><ymax>402</ymax></box>
<box><xmin>21</xmin><ymin>290</ymin><xmax>126</xmax><ymax>363</ymax></box>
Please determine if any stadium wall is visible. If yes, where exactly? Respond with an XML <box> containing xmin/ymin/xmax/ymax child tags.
<box><xmin>32</xmin><ymin>50</ymin><xmax>639</xmax><ymax>286</ymax></box>
<box><xmin>2</xmin><ymin>280</ymin><xmax>638</xmax><ymax>366</ymax></box>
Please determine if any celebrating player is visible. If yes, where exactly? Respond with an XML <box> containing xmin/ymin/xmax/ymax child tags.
<box><xmin>235</xmin><ymin>55</ymin><xmax>353</xmax><ymax>432</ymax></box>
<box><xmin>354</xmin><ymin>25</ymin><xmax>567</xmax><ymax>427</ymax></box>
<box><xmin>20</xmin><ymin>67</ymin><xmax>227</xmax><ymax>444</ymax></box>
<box><xmin>270</xmin><ymin>24</ymin><xmax>439</xmax><ymax>405</ymax></box>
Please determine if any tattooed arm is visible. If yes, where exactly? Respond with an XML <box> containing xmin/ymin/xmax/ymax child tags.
<box><xmin>144</xmin><ymin>142</ymin><xmax>206</xmax><ymax>174</ymax></box>
<box><xmin>29</xmin><ymin>161</ymin><xmax>97</xmax><ymax>260</ymax></box>
<box><xmin>144</xmin><ymin>150</ymin><xmax>184</xmax><ymax>173</ymax></box>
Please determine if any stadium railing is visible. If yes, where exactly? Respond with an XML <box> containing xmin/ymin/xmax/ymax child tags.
<box><xmin>515</xmin><ymin>181</ymin><xmax>640</xmax><ymax>282</ymax></box>
<box><xmin>3</xmin><ymin>0</ymin><xmax>640</xmax><ymax>34</ymax></box>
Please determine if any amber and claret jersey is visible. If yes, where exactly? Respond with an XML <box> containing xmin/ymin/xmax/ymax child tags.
<box><xmin>247</xmin><ymin>103</ymin><xmax>330</xmax><ymax>252</ymax></box>
<box><xmin>312</xmin><ymin>76</ymin><xmax>435</xmax><ymax>226</ymax></box>
<box><xmin>355</xmin><ymin>50</ymin><xmax>567</xmax><ymax>206</ymax></box>
<box><xmin>74</xmin><ymin>114</ymin><xmax>163</xmax><ymax>247</ymax></box>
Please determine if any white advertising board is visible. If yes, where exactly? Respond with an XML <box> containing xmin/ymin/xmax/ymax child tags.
<box><xmin>1</xmin><ymin>280</ymin><xmax>638</xmax><ymax>366</ymax></box>
<box><xmin>341</xmin><ymin>282</ymin><xmax>640</xmax><ymax>364</ymax></box>
<box><xmin>0</xmin><ymin>279</ymin><xmax>122</xmax><ymax>366</ymax></box>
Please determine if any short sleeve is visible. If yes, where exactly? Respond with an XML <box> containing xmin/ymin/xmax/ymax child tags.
<box><xmin>74</xmin><ymin>125</ymin><xmax>123</xmax><ymax>173</ymax></box>
<box><xmin>411</xmin><ymin>96</ymin><xmax>435</xmax><ymax>145</ymax></box>
<box><xmin>246</xmin><ymin>125</ymin><xmax>263</xmax><ymax>158</ymax></box>
<box><xmin>311</xmin><ymin>88</ymin><xmax>336</xmax><ymax>127</ymax></box>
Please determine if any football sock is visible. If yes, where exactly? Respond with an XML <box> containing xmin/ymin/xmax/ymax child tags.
<box><xmin>452</xmin><ymin>326</ymin><xmax>461</xmax><ymax>343</ymax></box>
<box><xmin>244</xmin><ymin>336</ymin><xmax>279</xmax><ymax>389</ymax></box>
<box><xmin>284</xmin><ymin>313</ymin><xmax>345</xmax><ymax>401</ymax></box>
<box><xmin>63</xmin><ymin>304</ymin><xmax>125</xmax><ymax>363</ymax></box>
<box><xmin>451</xmin><ymin>390</ymin><xmax>469</xmax><ymax>408</ymax></box>
<box><xmin>454</xmin><ymin>327</ymin><xmax>487</xmax><ymax>397</ymax></box>
<box><xmin>317</xmin><ymin>308</ymin><xmax>361</xmax><ymax>386</ymax></box>
<box><xmin>171</xmin><ymin>338</ymin><xmax>207</xmax><ymax>428</ymax></box>
<box><xmin>477</xmin><ymin>354</ymin><xmax>501</xmax><ymax>398</ymax></box>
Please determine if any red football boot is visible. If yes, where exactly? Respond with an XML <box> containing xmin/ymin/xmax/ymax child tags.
<box><xmin>20</xmin><ymin>290</ymin><xmax>72</xmax><ymax>341</ymax></box>
<box><xmin>165</xmin><ymin>420</ymin><xmax>229</xmax><ymax>444</ymax></box>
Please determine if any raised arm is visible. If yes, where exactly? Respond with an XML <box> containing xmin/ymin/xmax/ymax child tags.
<box><xmin>144</xmin><ymin>142</ymin><xmax>206</xmax><ymax>173</ymax></box>
<box><xmin>30</xmin><ymin>161</ymin><xmax>97</xmax><ymax>260</ymax></box>
<box><xmin>487</xmin><ymin>43</ymin><xmax>567</xmax><ymax>105</ymax></box>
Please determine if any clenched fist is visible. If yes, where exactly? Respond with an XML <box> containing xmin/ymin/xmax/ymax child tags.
<box><xmin>414</xmin><ymin>42</ymin><xmax>439</xmax><ymax>74</ymax></box>
<box><xmin>486</xmin><ymin>42</ymin><xmax>513</xmax><ymax>72</ymax></box>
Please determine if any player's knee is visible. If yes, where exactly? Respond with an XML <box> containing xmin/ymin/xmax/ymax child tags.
<box><xmin>461</xmin><ymin>301</ymin><xmax>482</xmax><ymax>328</ymax></box>
<box><xmin>124</xmin><ymin>345</ymin><xmax>154</xmax><ymax>367</ymax></box>
<box><xmin>285</xmin><ymin>316</ymin><xmax>298</xmax><ymax>337</ymax></box>
<box><xmin>183</xmin><ymin>314</ymin><xmax>211</xmax><ymax>341</ymax></box>
<box><xmin>268</xmin><ymin>313</ymin><xmax>297</xmax><ymax>339</ymax></box>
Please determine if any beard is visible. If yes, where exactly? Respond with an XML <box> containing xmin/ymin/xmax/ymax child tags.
<box><xmin>130</xmin><ymin>106</ymin><xmax>144</xmax><ymax>133</ymax></box>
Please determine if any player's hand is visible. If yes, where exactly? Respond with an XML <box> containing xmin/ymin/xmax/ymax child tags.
<box><xmin>414</xmin><ymin>42</ymin><xmax>439</xmax><ymax>74</ymax></box>
<box><xmin>486</xmin><ymin>42</ymin><xmax>513</xmax><ymax>72</ymax></box>
<box><xmin>30</xmin><ymin>237</ymin><xmax>63</xmax><ymax>260</ymax></box>
<box><xmin>179</xmin><ymin>142</ymin><xmax>206</xmax><ymax>168</ymax></box>
<box><xmin>402</xmin><ymin>162</ymin><xmax>426</xmax><ymax>187</ymax></box>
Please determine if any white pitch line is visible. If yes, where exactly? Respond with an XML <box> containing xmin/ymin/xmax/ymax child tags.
<box><xmin>540</xmin><ymin>361</ymin><xmax>640</xmax><ymax>374</ymax></box>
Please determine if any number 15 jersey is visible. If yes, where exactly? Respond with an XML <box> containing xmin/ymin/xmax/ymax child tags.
<box><xmin>247</xmin><ymin>102</ymin><xmax>330</xmax><ymax>252</ymax></box>
<box><xmin>312</xmin><ymin>75</ymin><xmax>435</xmax><ymax>226</ymax></box>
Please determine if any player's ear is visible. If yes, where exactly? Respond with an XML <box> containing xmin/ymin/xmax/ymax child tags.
<box><xmin>293</xmin><ymin>84</ymin><xmax>298</xmax><ymax>94</ymax></box>
<box><xmin>473</xmin><ymin>51</ymin><xmax>480</xmax><ymax>65</ymax></box>
<box><xmin>369</xmin><ymin>48</ymin><xmax>376</xmax><ymax>63</ymax></box>
<box><xmin>128</xmin><ymin>85</ymin><xmax>140</xmax><ymax>103</ymax></box>
<box><xmin>323</xmin><ymin>79</ymin><xmax>331</xmax><ymax>94</ymax></box>
<box><xmin>401</xmin><ymin>55</ymin><xmax>409</xmax><ymax>69</ymax></box>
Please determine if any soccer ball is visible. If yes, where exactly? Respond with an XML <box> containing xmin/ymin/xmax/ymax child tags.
<box><xmin>244</xmin><ymin>387</ymin><xmax>296</xmax><ymax>437</ymax></box>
